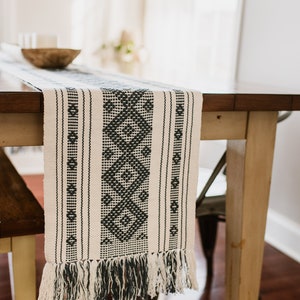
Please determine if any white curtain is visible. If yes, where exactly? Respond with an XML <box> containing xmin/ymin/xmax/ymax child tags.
<box><xmin>68</xmin><ymin>0</ymin><xmax>241</xmax><ymax>86</ymax></box>
<box><xmin>72</xmin><ymin>0</ymin><xmax>145</xmax><ymax>66</ymax></box>
<box><xmin>142</xmin><ymin>0</ymin><xmax>241</xmax><ymax>88</ymax></box>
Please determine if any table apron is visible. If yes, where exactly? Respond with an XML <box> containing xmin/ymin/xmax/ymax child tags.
<box><xmin>0</xmin><ymin>111</ymin><xmax>249</xmax><ymax>146</ymax></box>
<box><xmin>0</xmin><ymin>113</ymin><xmax>43</xmax><ymax>146</ymax></box>
<box><xmin>201</xmin><ymin>111</ymin><xmax>248</xmax><ymax>140</ymax></box>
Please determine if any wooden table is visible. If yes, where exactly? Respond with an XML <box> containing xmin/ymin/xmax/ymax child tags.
<box><xmin>1</xmin><ymin>70</ymin><xmax>299</xmax><ymax>300</ymax></box>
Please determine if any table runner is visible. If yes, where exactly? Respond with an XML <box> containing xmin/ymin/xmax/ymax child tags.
<box><xmin>0</xmin><ymin>57</ymin><xmax>202</xmax><ymax>299</ymax></box>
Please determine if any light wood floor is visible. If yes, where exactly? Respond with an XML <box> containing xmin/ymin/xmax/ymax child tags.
<box><xmin>0</xmin><ymin>175</ymin><xmax>299</xmax><ymax>299</ymax></box>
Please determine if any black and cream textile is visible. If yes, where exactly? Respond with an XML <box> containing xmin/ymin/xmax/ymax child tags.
<box><xmin>0</xmin><ymin>59</ymin><xmax>202</xmax><ymax>299</ymax></box>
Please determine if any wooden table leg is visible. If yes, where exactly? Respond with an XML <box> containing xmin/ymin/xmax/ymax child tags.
<box><xmin>11</xmin><ymin>235</ymin><xmax>36</xmax><ymax>300</ymax></box>
<box><xmin>226</xmin><ymin>111</ymin><xmax>278</xmax><ymax>300</ymax></box>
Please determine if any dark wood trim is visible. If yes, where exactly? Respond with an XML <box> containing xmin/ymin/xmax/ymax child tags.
<box><xmin>1</xmin><ymin>71</ymin><xmax>300</xmax><ymax>113</ymax></box>
<box><xmin>292</xmin><ymin>95</ymin><xmax>300</xmax><ymax>110</ymax></box>
<box><xmin>0</xmin><ymin>92</ymin><xmax>42</xmax><ymax>113</ymax></box>
<box><xmin>201</xmin><ymin>94</ymin><xmax>235</xmax><ymax>111</ymax></box>
<box><xmin>234</xmin><ymin>94</ymin><xmax>293</xmax><ymax>111</ymax></box>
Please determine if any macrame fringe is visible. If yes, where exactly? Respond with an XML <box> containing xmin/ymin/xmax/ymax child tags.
<box><xmin>38</xmin><ymin>249</ymin><xmax>197</xmax><ymax>300</ymax></box>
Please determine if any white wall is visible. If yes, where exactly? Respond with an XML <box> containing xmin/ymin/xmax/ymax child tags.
<box><xmin>0</xmin><ymin>0</ymin><xmax>72</xmax><ymax>47</ymax></box>
<box><xmin>237</xmin><ymin>0</ymin><xmax>300</xmax><ymax>261</ymax></box>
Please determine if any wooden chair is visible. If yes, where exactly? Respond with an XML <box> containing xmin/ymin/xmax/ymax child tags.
<box><xmin>0</xmin><ymin>148</ymin><xmax>44</xmax><ymax>300</ymax></box>
<box><xmin>195</xmin><ymin>111</ymin><xmax>292</xmax><ymax>288</ymax></box>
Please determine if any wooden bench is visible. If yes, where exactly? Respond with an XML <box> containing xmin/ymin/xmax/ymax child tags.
<box><xmin>0</xmin><ymin>147</ymin><xmax>44</xmax><ymax>300</ymax></box>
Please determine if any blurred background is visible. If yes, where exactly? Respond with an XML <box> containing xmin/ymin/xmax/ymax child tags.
<box><xmin>0</xmin><ymin>0</ymin><xmax>299</xmax><ymax>265</ymax></box>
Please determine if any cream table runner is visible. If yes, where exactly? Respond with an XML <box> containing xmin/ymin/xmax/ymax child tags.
<box><xmin>0</xmin><ymin>58</ymin><xmax>202</xmax><ymax>299</ymax></box>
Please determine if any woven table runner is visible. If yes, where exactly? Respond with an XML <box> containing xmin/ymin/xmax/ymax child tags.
<box><xmin>0</xmin><ymin>58</ymin><xmax>202</xmax><ymax>299</ymax></box>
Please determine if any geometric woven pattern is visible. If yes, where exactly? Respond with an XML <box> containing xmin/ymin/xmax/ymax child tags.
<box><xmin>101</xmin><ymin>89</ymin><xmax>153</xmax><ymax>256</ymax></box>
<box><xmin>66</xmin><ymin>88</ymin><xmax>79</xmax><ymax>260</ymax></box>
<box><xmin>0</xmin><ymin>59</ymin><xmax>202</xmax><ymax>299</ymax></box>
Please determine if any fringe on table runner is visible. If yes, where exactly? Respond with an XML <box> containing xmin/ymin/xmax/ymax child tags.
<box><xmin>38</xmin><ymin>249</ymin><xmax>198</xmax><ymax>300</ymax></box>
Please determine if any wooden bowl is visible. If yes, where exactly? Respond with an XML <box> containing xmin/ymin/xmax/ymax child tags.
<box><xmin>21</xmin><ymin>48</ymin><xmax>81</xmax><ymax>69</ymax></box>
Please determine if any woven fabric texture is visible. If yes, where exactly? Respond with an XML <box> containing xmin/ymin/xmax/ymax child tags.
<box><xmin>0</xmin><ymin>59</ymin><xmax>202</xmax><ymax>300</ymax></box>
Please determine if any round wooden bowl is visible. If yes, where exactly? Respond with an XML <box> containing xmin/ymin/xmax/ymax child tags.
<box><xmin>21</xmin><ymin>48</ymin><xmax>81</xmax><ymax>69</ymax></box>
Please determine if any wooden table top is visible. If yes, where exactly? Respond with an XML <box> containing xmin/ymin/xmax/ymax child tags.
<box><xmin>1</xmin><ymin>70</ymin><xmax>300</xmax><ymax>113</ymax></box>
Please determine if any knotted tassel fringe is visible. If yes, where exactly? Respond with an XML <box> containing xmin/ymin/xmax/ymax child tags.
<box><xmin>38</xmin><ymin>249</ymin><xmax>198</xmax><ymax>300</ymax></box>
